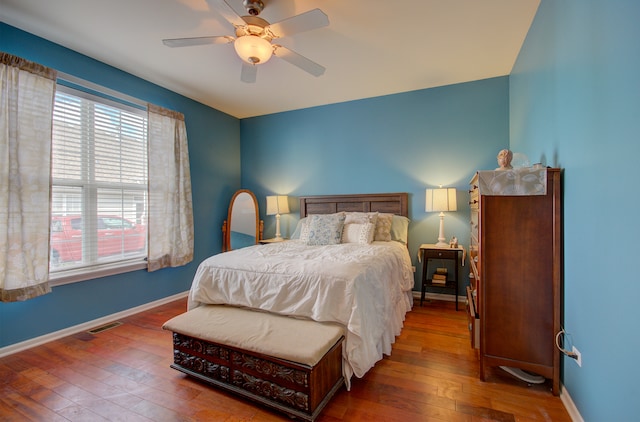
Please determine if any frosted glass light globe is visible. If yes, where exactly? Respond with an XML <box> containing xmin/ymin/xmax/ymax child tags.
<box><xmin>234</xmin><ymin>35</ymin><xmax>272</xmax><ymax>64</ymax></box>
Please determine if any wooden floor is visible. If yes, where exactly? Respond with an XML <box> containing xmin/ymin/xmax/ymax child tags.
<box><xmin>0</xmin><ymin>298</ymin><xmax>571</xmax><ymax>421</ymax></box>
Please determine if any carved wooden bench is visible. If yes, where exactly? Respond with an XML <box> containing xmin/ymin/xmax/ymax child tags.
<box><xmin>162</xmin><ymin>305</ymin><xmax>345</xmax><ymax>421</ymax></box>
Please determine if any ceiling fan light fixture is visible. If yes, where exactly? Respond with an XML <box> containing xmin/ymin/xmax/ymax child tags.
<box><xmin>234</xmin><ymin>35</ymin><xmax>273</xmax><ymax>65</ymax></box>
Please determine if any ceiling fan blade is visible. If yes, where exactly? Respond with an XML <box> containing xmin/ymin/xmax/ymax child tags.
<box><xmin>273</xmin><ymin>45</ymin><xmax>325</xmax><ymax>77</ymax></box>
<box><xmin>206</xmin><ymin>0</ymin><xmax>246</xmax><ymax>27</ymax></box>
<box><xmin>240</xmin><ymin>62</ymin><xmax>257</xmax><ymax>83</ymax></box>
<box><xmin>267</xmin><ymin>8</ymin><xmax>329</xmax><ymax>38</ymax></box>
<box><xmin>162</xmin><ymin>35</ymin><xmax>234</xmax><ymax>48</ymax></box>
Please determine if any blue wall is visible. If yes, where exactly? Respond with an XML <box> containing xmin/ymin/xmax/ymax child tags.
<box><xmin>240</xmin><ymin>77</ymin><xmax>509</xmax><ymax>290</ymax></box>
<box><xmin>0</xmin><ymin>23</ymin><xmax>241</xmax><ymax>348</ymax></box>
<box><xmin>510</xmin><ymin>1</ymin><xmax>640</xmax><ymax>419</ymax></box>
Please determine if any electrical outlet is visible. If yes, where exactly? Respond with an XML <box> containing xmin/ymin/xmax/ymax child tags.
<box><xmin>572</xmin><ymin>346</ymin><xmax>582</xmax><ymax>367</ymax></box>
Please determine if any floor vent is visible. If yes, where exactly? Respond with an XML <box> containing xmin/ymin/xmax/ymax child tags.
<box><xmin>88</xmin><ymin>321</ymin><xmax>122</xmax><ymax>334</ymax></box>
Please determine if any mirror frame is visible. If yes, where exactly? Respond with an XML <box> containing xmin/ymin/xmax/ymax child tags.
<box><xmin>222</xmin><ymin>189</ymin><xmax>262</xmax><ymax>252</ymax></box>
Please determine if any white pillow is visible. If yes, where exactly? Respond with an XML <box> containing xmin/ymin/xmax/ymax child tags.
<box><xmin>341</xmin><ymin>222</ymin><xmax>375</xmax><ymax>244</ymax></box>
<box><xmin>291</xmin><ymin>217</ymin><xmax>307</xmax><ymax>239</ymax></box>
<box><xmin>299</xmin><ymin>219</ymin><xmax>310</xmax><ymax>242</ymax></box>
<box><xmin>344</xmin><ymin>212</ymin><xmax>378</xmax><ymax>225</ymax></box>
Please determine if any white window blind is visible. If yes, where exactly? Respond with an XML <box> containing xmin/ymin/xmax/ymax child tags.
<box><xmin>50</xmin><ymin>85</ymin><xmax>148</xmax><ymax>280</ymax></box>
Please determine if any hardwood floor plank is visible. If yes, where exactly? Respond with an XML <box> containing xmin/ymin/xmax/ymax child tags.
<box><xmin>455</xmin><ymin>402</ymin><xmax>515</xmax><ymax>422</ymax></box>
<box><xmin>0</xmin><ymin>399</ymin><xmax>32</xmax><ymax>422</ymax></box>
<box><xmin>99</xmin><ymin>390</ymin><xmax>147</xmax><ymax>415</ymax></box>
<box><xmin>0</xmin><ymin>298</ymin><xmax>571</xmax><ymax>421</ymax></box>
<box><xmin>1</xmin><ymin>392</ymin><xmax>70</xmax><ymax>422</ymax></box>
<box><xmin>56</xmin><ymin>403</ymin><xmax>111</xmax><ymax>421</ymax></box>
<box><xmin>29</xmin><ymin>388</ymin><xmax>75</xmax><ymax>413</ymax></box>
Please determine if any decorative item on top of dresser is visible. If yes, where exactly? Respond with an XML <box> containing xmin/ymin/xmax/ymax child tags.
<box><xmin>495</xmin><ymin>149</ymin><xmax>513</xmax><ymax>170</ymax></box>
<box><xmin>418</xmin><ymin>244</ymin><xmax>465</xmax><ymax>310</ymax></box>
<box><xmin>468</xmin><ymin>167</ymin><xmax>562</xmax><ymax>395</ymax></box>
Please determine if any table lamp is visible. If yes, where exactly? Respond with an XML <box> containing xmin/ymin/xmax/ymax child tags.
<box><xmin>266</xmin><ymin>195</ymin><xmax>290</xmax><ymax>241</ymax></box>
<box><xmin>425</xmin><ymin>187</ymin><xmax>457</xmax><ymax>247</ymax></box>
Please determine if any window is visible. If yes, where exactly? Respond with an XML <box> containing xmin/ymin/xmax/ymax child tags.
<box><xmin>49</xmin><ymin>85</ymin><xmax>148</xmax><ymax>282</ymax></box>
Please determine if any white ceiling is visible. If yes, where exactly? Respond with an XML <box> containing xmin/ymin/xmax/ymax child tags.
<box><xmin>1</xmin><ymin>0</ymin><xmax>540</xmax><ymax>119</ymax></box>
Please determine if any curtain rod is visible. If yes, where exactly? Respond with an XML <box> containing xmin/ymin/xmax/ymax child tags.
<box><xmin>56</xmin><ymin>71</ymin><xmax>147</xmax><ymax>108</ymax></box>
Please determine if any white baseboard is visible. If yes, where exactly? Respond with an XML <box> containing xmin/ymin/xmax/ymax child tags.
<box><xmin>0</xmin><ymin>291</ymin><xmax>189</xmax><ymax>358</ymax></box>
<box><xmin>561</xmin><ymin>384</ymin><xmax>584</xmax><ymax>422</ymax></box>
<box><xmin>412</xmin><ymin>290</ymin><xmax>465</xmax><ymax>304</ymax></box>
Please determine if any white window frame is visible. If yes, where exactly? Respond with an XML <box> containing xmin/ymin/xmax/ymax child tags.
<box><xmin>49</xmin><ymin>82</ymin><xmax>148</xmax><ymax>286</ymax></box>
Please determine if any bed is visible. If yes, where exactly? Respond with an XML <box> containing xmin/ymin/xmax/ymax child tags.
<box><xmin>186</xmin><ymin>193</ymin><xmax>414</xmax><ymax>391</ymax></box>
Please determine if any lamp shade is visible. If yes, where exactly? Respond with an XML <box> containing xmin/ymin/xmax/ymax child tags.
<box><xmin>266</xmin><ymin>195</ymin><xmax>289</xmax><ymax>215</ymax></box>
<box><xmin>234</xmin><ymin>35</ymin><xmax>273</xmax><ymax>65</ymax></box>
<box><xmin>425</xmin><ymin>188</ymin><xmax>457</xmax><ymax>212</ymax></box>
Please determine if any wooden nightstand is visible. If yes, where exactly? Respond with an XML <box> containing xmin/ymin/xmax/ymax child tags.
<box><xmin>259</xmin><ymin>238</ymin><xmax>288</xmax><ymax>244</ymax></box>
<box><xmin>418</xmin><ymin>244</ymin><xmax>465</xmax><ymax>310</ymax></box>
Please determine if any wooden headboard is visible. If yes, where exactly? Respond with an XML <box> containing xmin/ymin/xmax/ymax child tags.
<box><xmin>299</xmin><ymin>193</ymin><xmax>408</xmax><ymax>218</ymax></box>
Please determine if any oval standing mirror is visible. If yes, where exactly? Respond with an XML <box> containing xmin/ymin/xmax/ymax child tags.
<box><xmin>222</xmin><ymin>190</ymin><xmax>262</xmax><ymax>252</ymax></box>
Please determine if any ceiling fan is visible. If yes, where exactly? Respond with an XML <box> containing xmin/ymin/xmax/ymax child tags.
<box><xmin>162</xmin><ymin>0</ymin><xmax>329</xmax><ymax>83</ymax></box>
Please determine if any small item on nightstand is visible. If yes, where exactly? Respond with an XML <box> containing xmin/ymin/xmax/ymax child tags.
<box><xmin>432</xmin><ymin>273</ymin><xmax>447</xmax><ymax>284</ymax></box>
<box><xmin>449</xmin><ymin>236</ymin><xmax>458</xmax><ymax>248</ymax></box>
<box><xmin>433</xmin><ymin>267</ymin><xmax>448</xmax><ymax>284</ymax></box>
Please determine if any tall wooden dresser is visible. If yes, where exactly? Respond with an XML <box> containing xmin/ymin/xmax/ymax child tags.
<box><xmin>468</xmin><ymin>168</ymin><xmax>561</xmax><ymax>395</ymax></box>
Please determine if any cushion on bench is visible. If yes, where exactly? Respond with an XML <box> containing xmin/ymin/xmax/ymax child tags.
<box><xmin>162</xmin><ymin>304</ymin><xmax>344</xmax><ymax>366</ymax></box>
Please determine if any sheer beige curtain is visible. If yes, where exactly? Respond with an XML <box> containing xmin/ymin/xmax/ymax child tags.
<box><xmin>147</xmin><ymin>104</ymin><xmax>194</xmax><ymax>272</ymax></box>
<box><xmin>0</xmin><ymin>53</ymin><xmax>56</xmax><ymax>301</ymax></box>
